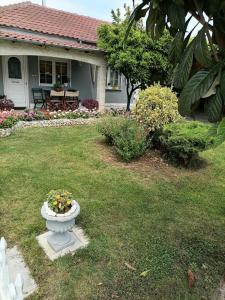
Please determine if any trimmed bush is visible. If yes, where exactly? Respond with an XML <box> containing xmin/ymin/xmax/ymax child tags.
<box><xmin>133</xmin><ymin>84</ymin><xmax>180</xmax><ymax>132</ymax></box>
<box><xmin>97</xmin><ymin>117</ymin><xmax>149</xmax><ymax>161</ymax></box>
<box><xmin>154</xmin><ymin>120</ymin><xmax>215</xmax><ymax>167</ymax></box>
<box><xmin>82</xmin><ymin>99</ymin><xmax>99</xmax><ymax>110</ymax></box>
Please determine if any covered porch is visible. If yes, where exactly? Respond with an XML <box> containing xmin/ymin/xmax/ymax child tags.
<box><xmin>0</xmin><ymin>40</ymin><xmax>106</xmax><ymax>110</ymax></box>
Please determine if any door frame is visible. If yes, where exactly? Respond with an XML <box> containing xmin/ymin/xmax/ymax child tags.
<box><xmin>2</xmin><ymin>55</ymin><xmax>29</xmax><ymax>108</ymax></box>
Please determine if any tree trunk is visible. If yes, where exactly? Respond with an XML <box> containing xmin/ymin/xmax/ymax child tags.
<box><xmin>126</xmin><ymin>93</ymin><xmax>132</xmax><ymax>111</ymax></box>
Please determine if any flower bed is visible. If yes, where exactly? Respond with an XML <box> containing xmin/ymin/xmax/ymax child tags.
<box><xmin>0</xmin><ymin>109</ymin><xmax>99</xmax><ymax>138</ymax></box>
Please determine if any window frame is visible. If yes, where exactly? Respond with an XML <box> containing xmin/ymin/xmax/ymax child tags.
<box><xmin>106</xmin><ymin>67</ymin><xmax>122</xmax><ymax>91</ymax></box>
<box><xmin>38</xmin><ymin>57</ymin><xmax>71</xmax><ymax>87</ymax></box>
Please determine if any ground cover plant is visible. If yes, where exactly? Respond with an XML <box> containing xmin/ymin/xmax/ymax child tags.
<box><xmin>1</xmin><ymin>125</ymin><xmax>225</xmax><ymax>299</ymax></box>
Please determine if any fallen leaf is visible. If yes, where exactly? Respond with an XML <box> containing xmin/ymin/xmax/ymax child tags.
<box><xmin>140</xmin><ymin>270</ymin><xmax>150</xmax><ymax>277</ymax></box>
<box><xmin>97</xmin><ymin>282</ymin><xmax>103</xmax><ymax>286</ymax></box>
<box><xmin>124</xmin><ymin>262</ymin><xmax>136</xmax><ymax>271</ymax></box>
<box><xmin>112</xmin><ymin>293</ymin><xmax>120</xmax><ymax>299</ymax></box>
<box><xmin>188</xmin><ymin>269</ymin><xmax>195</xmax><ymax>288</ymax></box>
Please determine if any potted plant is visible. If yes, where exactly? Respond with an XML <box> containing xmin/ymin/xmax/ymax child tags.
<box><xmin>53</xmin><ymin>81</ymin><xmax>63</xmax><ymax>92</ymax></box>
<box><xmin>41</xmin><ymin>190</ymin><xmax>80</xmax><ymax>252</ymax></box>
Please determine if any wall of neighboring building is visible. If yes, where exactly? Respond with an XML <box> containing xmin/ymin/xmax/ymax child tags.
<box><xmin>0</xmin><ymin>57</ymin><xmax>4</xmax><ymax>96</ymax></box>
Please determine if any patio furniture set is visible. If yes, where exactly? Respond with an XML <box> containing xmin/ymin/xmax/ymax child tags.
<box><xmin>32</xmin><ymin>88</ymin><xmax>80</xmax><ymax>111</ymax></box>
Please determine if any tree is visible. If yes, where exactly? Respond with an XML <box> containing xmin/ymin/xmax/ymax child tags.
<box><xmin>127</xmin><ymin>0</ymin><xmax>225</xmax><ymax>121</ymax></box>
<box><xmin>98</xmin><ymin>5</ymin><xmax>172</xmax><ymax>111</ymax></box>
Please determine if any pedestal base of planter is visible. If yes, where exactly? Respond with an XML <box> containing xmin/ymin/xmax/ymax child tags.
<box><xmin>36</xmin><ymin>226</ymin><xmax>89</xmax><ymax>261</ymax></box>
<box><xmin>47</xmin><ymin>231</ymin><xmax>75</xmax><ymax>252</ymax></box>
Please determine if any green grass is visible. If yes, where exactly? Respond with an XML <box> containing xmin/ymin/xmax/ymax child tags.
<box><xmin>1</xmin><ymin>125</ymin><xmax>225</xmax><ymax>299</ymax></box>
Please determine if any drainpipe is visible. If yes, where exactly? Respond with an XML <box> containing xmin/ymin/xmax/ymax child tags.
<box><xmin>42</xmin><ymin>0</ymin><xmax>46</xmax><ymax>6</ymax></box>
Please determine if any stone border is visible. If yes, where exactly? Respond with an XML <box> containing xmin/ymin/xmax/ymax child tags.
<box><xmin>0</xmin><ymin>118</ymin><xmax>97</xmax><ymax>138</ymax></box>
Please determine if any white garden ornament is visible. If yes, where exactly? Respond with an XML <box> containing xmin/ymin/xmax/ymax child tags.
<box><xmin>0</xmin><ymin>237</ymin><xmax>23</xmax><ymax>300</ymax></box>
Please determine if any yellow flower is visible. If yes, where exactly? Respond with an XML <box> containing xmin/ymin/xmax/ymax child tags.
<box><xmin>67</xmin><ymin>200</ymin><xmax>72</xmax><ymax>205</ymax></box>
<box><xmin>56</xmin><ymin>195</ymin><xmax>61</xmax><ymax>200</ymax></box>
<box><xmin>53</xmin><ymin>201</ymin><xmax>57</xmax><ymax>206</ymax></box>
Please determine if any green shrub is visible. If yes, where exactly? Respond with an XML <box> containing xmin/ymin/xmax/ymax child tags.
<box><xmin>133</xmin><ymin>84</ymin><xmax>180</xmax><ymax>132</ymax></box>
<box><xmin>154</xmin><ymin>120</ymin><xmax>215</xmax><ymax>167</ymax></box>
<box><xmin>114</xmin><ymin>119</ymin><xmax>148</xmax><ymax>161</ymax></box>
<box><xmin>97</xmin><ymin>117</ymin><xmax>149</xmax><ymax>161</ymax></box>
<box><xmin>97</xmin><ymin>117</ymin><xmax>122</xmax><ymax>145</ymax></box>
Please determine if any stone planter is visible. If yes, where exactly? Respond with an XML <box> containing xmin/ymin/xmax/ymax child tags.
<box><xmin>41</xmin><ymin>200</ymin><xmax>80</xmax><ymax>252</ymax></box>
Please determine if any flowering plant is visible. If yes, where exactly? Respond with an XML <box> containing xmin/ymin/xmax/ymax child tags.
<box><xmin>47</xmin><ymin>190</ymin><xmax>74</xmax><ymax>214</ymax></box>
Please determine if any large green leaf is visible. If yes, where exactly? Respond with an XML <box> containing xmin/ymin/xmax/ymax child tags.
<box><xmin>168</xmin><ymin>32</ymin><xmax>184</xmax><ymax>64</ymax></box>
<box><xmin>168</xmin><ymin>2</ymin><xmax>185</xmax><ymax>31</ymax></box>
<box><xmin>126</xmin><ymin>0</ymin><xmax>150</xmax><ymax>39</ymax></box>
<box><xmin>215</xmin><ymin>117</ymin><xmax>225</xmax><ymax>146</ymax></box>
<box><xmin>179</xmin><ymin>68</ymin><xmax>219</xmax><ymax>115</ymax></box>
<box><xmin>219</xmin><ymin>70</ymin><xmax>225</xmax><ymax>104</ymax></box>
<box><xmin>194</xmin><ymin>28</ymin><xmax>212</xmax><ymax>67</ymax></box>
<box><xmin>207</xmin><ymin>88</ymin><xmax>223</xmax><ymax>122</ymax></box>
<box><xmin>174</xmin><ymin>41</ymin><xmax>195</xmax><ymax>89</ymax></box>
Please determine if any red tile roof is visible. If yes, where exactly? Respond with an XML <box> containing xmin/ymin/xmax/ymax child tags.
<box><xmin>0</xmin><ymin>1</ymin><xmax>107</xmax><ymax>44</ymax></box>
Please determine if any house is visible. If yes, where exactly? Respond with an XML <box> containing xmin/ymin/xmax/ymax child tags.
<box><xmin>0</xmin><ymin>1</ymin><xmax>128</xmax><ymax>110</ymax></box>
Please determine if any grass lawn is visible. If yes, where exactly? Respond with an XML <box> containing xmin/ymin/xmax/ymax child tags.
<box><xmin>1</xmin><ymin>125</ymin><xmax>225</xmax><ymax>300</ymax></box>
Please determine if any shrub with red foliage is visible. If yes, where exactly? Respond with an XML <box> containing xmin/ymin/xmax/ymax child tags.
<box><xmin>81</xmin><ymin>99</ymin><xmax>99</xmax><ymax>110</ymax></box>
<box><xmin>0</xmin><ymin>96</ymin><xmax>14</xmax><ymax>111</ymax></box>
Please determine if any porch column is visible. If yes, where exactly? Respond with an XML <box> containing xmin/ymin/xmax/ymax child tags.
<box><xmin>96</xmin><ymin>64</ymin><xmax>106</xmax><ymax>111</ymax></box>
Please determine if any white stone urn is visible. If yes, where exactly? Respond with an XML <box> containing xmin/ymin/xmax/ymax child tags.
<box><xmin>41</xmin><ymin>200</ymin><xmax>80</xmax><ymax>252</ymax></box>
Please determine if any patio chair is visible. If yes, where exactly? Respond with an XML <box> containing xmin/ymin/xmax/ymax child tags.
<box><xmin>65</xmin><ymin>90</ymin><xmax>80</xmax><ymax>111</ymax></box>
<box><xmin>32</xmin><ymin>88</ymin><xmax>46</xmax><ymax>109</ymax></box>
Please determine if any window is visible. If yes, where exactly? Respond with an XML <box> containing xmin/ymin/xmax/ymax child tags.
<box><xmin>8</xmin><ymin>57</ymin><xmax>22</xmax><ymax>79</ymax></box>
<box><xmin>55</xmin><ymin>62</ymin><xmax>68</xmax><ymax>84</ymax></box>
<box><xmin>39</xmin><ymin>58</ymin><xmax>70</xmax><ymax>86</ymax></box>
<box><xmin>40</xmin><ymin>60</ymin><xmax>53</xmax><ymax>84</ymax></box>
<box><xmin>106</xmin><ymin>68</ymin><xmax>121</xmax><ymax>90</ymax></box>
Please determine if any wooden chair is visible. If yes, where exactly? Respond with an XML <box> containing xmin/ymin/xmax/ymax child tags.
<box><xmin>65</xmin><ymin>90</ymin><xmax>80</xmax><ymax>111</ymax></box>
<box><xmin>32</xmin><ymin>88</ymin><xmax>45</xmax><ymax>109</ymax></box>
<box><xmin>47</xmin><ymin>90</ymin><xmax>64</xmax><ymax>111</ymax></box>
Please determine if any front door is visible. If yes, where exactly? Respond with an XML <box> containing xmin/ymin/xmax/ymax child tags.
<box><xmin>3</xmin><ymin>56</ymin><xmax>28</xmax><ymax>107</ymax></box>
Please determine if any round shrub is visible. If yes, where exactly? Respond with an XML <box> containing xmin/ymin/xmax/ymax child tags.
<box><xmin>97</xmin><ymin>116</ymin><xmax>149</xmax><ymax>161</ymax></box>
<box><xmin>133</xmin><ymin>84</ymin><xmax>180</xmax><ymax>132</ymax></box>
<box><xmin>82</xmin><ymin>99</ymin><xmax>99</xmax><ymax>110</ymax></box>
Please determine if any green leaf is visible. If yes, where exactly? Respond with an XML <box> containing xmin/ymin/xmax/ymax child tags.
<box><xmin>207</xmin><ymin>89</ymin><xmax>223</xmax><ymax>122</ymax></box>
<box><xmin>146</xmin><ymin>3</ymin><xmax>161</xmax><ymax>38</ymax></box>
<box><xmin>169</xmin><ymin>32</ymin><xmax>184</xmax><ymax>64</ymax></box>
<box><xmin>140</xmin><ymin>270</ymin><xmax>150</xmax><ymax>277</ymax></box>
<box><xmin>168</xmin><ymin>2</ymin><xmax>185</xmax><ymax>31</ymax></box>
<box><xmin>179</xmin><ymin>68</ymin><xmax>219</xmax><ymax>115</ymax></box>
<box><xmin>174</xmin><ymin>41</ymin><xmax>195</xmax><ymax>89</ymax></box>
<box><xmin>126</xmin><ymin>0</ymin><xmax>149</xmax><ymax>39</ymax></box>
<box><xmin>215</xmin><ymin>117</ymin><xmax>225</xmax><ymax>146</ymax></box>
<box><xmin>219</xmin><ymin>70</ymin><xmax>225</xmax><ymax>104</ymax></box>
<box><xmin>194</xmin><ymin>28</ymin><xmax>212</xmax><ymax>67</ymax></box>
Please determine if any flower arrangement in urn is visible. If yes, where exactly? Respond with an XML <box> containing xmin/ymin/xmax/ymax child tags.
<box><xmin>41</xmin><ymin>189</ymin><xmax>80</xmax><ymax>252</ymax></box>
<box><xmin>47</xmin><ymin>190</ymin><xmax>73</xmax><ymax>214</ymax></box>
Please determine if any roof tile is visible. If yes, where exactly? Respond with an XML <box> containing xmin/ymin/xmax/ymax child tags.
<box><xmin>0</xmin><ymin>1</ymin><xmax>107</xmax><ymax>44</ymax></box>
